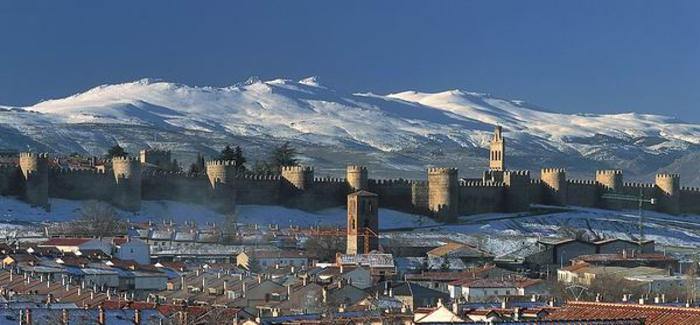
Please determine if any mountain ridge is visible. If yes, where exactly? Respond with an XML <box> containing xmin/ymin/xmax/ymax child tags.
<box><xmin>1</xmin><ymin>77</ymin><xmax>698</xmax><ymax>184</ymax></box>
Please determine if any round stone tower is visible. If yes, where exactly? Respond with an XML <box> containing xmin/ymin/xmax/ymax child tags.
<box><xmin>427</xmin><ymin>167</ymin><xmax>459</xmax><ymax>222</ymax></box>
<box><xmin>655</xmin><ymin>172</ymin><xmax>680</xmax><ymax>214</ymax></box>
<box><xmin>112</xmin><ymin>156</ymin><xmax>142</xmax><ymax>211</ymax></box>
<box><xmin>596</xmin><ymin>169</ymin><xmax>623</xmax><ymax>192</ymax></box>
<box><xmin>541</xmin><ymin>168</ymin><xmax>567</xmax><ymax>205</ymax></box>
<box><xmin>281</xmin><ymin>166</ymin><xmax>314</xmax><ymax>191</ymax></box>
<box><xmin>205</xmin><ymin>160</ymin><xmax>236</xmax><ymax>190</ymax></box>
<box><xmin>346</xmin><ymin>165</ymin><xmax>368</xmax><ymax>192</ymax></box>
<box><xmin>205</xmin><ymin>160</ymin><xmax>237</xmax><ymax>212</ymax></box>
<box><xmin>19</xmin><ymin>152</ymin><xmax>49</xmax><ymax>209</ymax></box>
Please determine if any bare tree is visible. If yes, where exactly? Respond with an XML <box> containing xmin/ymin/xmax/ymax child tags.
<box><xmin>686</xmin><ymin>257</ymin><xmax>699</xmax><ymax>304</ymax></box>
<box><xmin>304</xmin><ymin>235</ymin><xmax>346</xmax><ymax>262</ymax></box>
<box><xmin>70</xmin><ymin>201</ymin><xmax>126</xmax><ymax>238</ymax></box>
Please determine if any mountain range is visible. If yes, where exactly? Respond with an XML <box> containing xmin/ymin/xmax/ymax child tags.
<box><xmin>1</xmin><ymin>77</ymin><xmax>699</xmax><ymax>184</ymax></box>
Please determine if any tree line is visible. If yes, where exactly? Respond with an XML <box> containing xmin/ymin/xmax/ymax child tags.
<box><xmin>104</xmin><ymin>142</ymin><xmax>300</xmax><ymax>175</ymax></box>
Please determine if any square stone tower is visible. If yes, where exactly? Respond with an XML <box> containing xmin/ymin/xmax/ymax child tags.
<box><xmin>346</xmin><ymin>191</ymin><xmax>379</xmax><ymax>255</ymax></box>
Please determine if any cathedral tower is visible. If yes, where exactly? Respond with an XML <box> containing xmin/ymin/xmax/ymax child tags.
<box><xmin>489</xmin><ymin>125</ymin><xmax>505</xmax><ymax>171</ymax></box>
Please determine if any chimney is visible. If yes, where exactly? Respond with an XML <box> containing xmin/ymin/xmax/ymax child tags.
<box><xmin>655</xmin><ymin>296</ymin><xmax>660</xmax><ymax>304</ymax></box>
<box><xmin>339</xmin><ymin>264</ymin><xmax>344</xmax><ymax>274</ymax></box>
<box><xmin>242</xmin><ymin>281</ymin><xmax>247</xmax><ymax>298</ymax></box>
<box><xmin>595</xmin><ymin>293</ymin><xmax>600</xmax><ymax>302</ymax></box>
<box><xmin>452</xmin><ymin>301</ymin><xmax>459</xmax><ymax>314</ymax></box>
<box><xmin>389</xmin><ymin>287</ymin><xmax>393</xmax><ymax>297</ymax></box>
<box><xmin>322</xmin><ymin>287</ymin><xmax>328</xmax><ymax>304</ymax></box>
<box><xmin>181</xmin><ymin>275</ymin><xmax>185</xmax><ymax>291</ymax></box>
<box><xmin>61</xmin><ymin>309</ymin><xmax>69</xmax><ymax>325</ymax></box>
<box><xmin>134</xmin><ymin>308</ymin><xmax>141</xmax><ymax>324</ymax></box>
<box><xmin>223</xmin><ymin>280</ymin><xmax>228</xmax><ymax>292</ymax></box>
<box><xmin>287</xmin><ymin>285</ymin><xmax>291</xmax><ymax>299</ymax></box>
<box><xmin>513</xmin><ymin>307</ymin><xmax>520</xmax><ymax>321</ymax></box>
<box><xmin>302</xmin><ymin>276</ymin><xmax>307</xmax><ymax>286</ymax></box>
<box><xmin>24</xmin><ymin>308</ymin><xmax>32</xmax><ymax>325</ymax></box>
<box><xmin>639</xmin><ymin>297</ymin><xmax>645</xmax><ymax>305</ymax></box>
<box><xmin>662</xmin><ymin>294</ymin><xmax>666</xmax><ymax>303</ymax></box>
<box><xmin>501</xmin><ymin>300</ymin><xmax>507</xmax><ymax>309</ymax></box>
<box><xmin>98</xmin><ymin>305</ymin><xmax>105</xmax><ymax>325</ymax></box>
<box><xmin>257</xmin><ymin>274</ymin><xmax>262</xmax><ymax>284</ymax></box>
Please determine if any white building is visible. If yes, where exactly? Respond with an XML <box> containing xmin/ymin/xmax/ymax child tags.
<box><xmin>113</xmin><ymin>237</ymin><xmax>151</xmax><ymax>265</ymax></box>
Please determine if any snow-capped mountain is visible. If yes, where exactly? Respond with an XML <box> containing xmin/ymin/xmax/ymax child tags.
<box><xmin>1</xmin><ymin>77</ymin><xmax>698</xmax><ymax>183</ymax></box>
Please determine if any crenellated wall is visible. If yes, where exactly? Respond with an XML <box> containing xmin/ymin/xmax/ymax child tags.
<box><xmin>566</xmin><ymin>179</ymin><xmax>599</xmax><ymax>207</ymax></box>
<box><xmin>49</xmin><ymin>168</ymin><xmax>115</xmax><ymax>201</ymax></box>
<box><xmin>368</xmin><ymin>178</ymin><xmax>414</xmax><ymax>212</ymax></box>
<box><xmin>5</xmin><ymin>151</ymin><xmax>700</xmax><ymax>218</ymax></box>
<box><xmin>459</xmin><ymin>180</ymin><xmax>505</xmax><ymax>214</ymax></box>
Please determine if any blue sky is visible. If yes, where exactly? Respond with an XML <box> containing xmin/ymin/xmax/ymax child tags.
<box><xmin>1</xmin><ymin>1</ymin><xmax>698</xmax><ymax>120</ymax></box>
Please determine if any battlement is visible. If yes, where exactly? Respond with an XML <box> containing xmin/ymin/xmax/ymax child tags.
<box><xmin>19</xmin><ymin>152</ymin><xmax>49</xmax><ymax>159</ymax></box>
<box><xmin>681</xmin><ymin>186</ymin><xmax>700</xmax><ymax>192</ymax></box>
<box><xmin>50</xmin><ymin>167</ymin><xmax>107</xmax><ymax>175</ymax></box>
<box><xmin>567</xmin><ymin>179</ymin><xmax>597</xmax><ymax>185</ymax></box>
<box><xmin>504</xmin><ymin>170</ymin><xmax>530</xmax><ymax>177</ymax></box>
<box><xmin>656</xmin><ymin>172</ymin><xmax>680</xmax><ymax>180</ymax></box>
<box><xmin>368</xmin><ymin>178</ymin><xmax>413</xmax><ymax>185</ymax></box>
<box><xmin>281</xmin><ymin>165</ymin><xmax>313</xmax><ymax>172</ymax></box>
<box><xmin>623</xmin><ymin>182</ymin><xmax>656</xmax><ymax>188</ymax></box>
<box><xmin>459</xmin><ymin>180</ymin><xmax>504</xmax><ymax>187</ymax></box>
<box><xmin>111</xmin><ymin>156</ymin><xmax>138</xmax><ymax>162</ymax></box>
<box><xmin>596</xmin><ymin>169</ymin><xmax>623</xmax><ymax>175</ymax></box>
<box><xmin>427</xmin><ymin>167</ymin><xmax>458</xmax><ymax>175</ymax></box>
<box><xmin>346</xmin><ymin>165</ymin><xmax>367</xmax><ymax>172</ymax></box>
<box><xmin>314</xmin><ymin>176</ymin><xmax>346</xmax><ymax>183</ymax></box>
<box><xmin>541</xmin><ymin>167</ymin><xmax>566</xmax><ymax>174</ymax></box>
<box><xmin>236</xmin><ymin>174</ymin><xmax>282</xmax><ymax>181</ymax></box>
<box><xmin>205</xmin><ymin>160</ymin><xmax>236</xmax><ymax>167</ymax></box>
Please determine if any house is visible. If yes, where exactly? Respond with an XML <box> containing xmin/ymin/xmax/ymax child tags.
<box><xmin>426</xmin><ymin>241</ymin><xmax>493</xmax><ymax>266</ymax></box>
<box><xmin>557</xmin><ymin>263</ymin><xmax>667</xmax><ymax>286</ymax></box>
<box><xmin>38</xmin><ymin>238</ymin><xmax>112</xmax><ymax>255</ymax></box>
<box><xmin>546</xmin><ymin>301</ymin><xmax>700</xmax><ymax>324</ymax></box>
<box><xmin>414</xmin><ymin>304</ymin><xmax>465</xmax><ymax>323</ymax></box>
<box><xmin>570</xmin><ymin>251</ymin><xmax>679</xmax><ymax>273</ymax></box>
<box><xmin>594</xmin><ymin>238</ymin><xmax>655</xmax><ymax>254</ymax></box>
<box><xmin>448</xmin><ymin>277</ymin><xmax>545</xmax><ymax>301</ymax></box>
<box><xmin>373</xmin><ymin>281</ymin><xmax>450</xmax><ymax>311</ymax></box>
<box><xmin>316</xmin><ymin>265</ymin><xmax>372</xmax><ymax>289</ymax></box>
<box><xmin>236</xmin><ymin>250</ymin><xmax>308</xmax><ymax>271</ymax></box>
<box><xmin>495</xmin><ymin>238</ymin><xmax>597</xmax><ymax>273</ymax></box>
<box><xmin>336</xmin><ymin>252</ymin><xmax>396</xmax><ymax>279</ymax></box>
<box><xmin>404</xmin><ymin>264</ymin><xmax>512</xmax><ymax>293</ymax></box>
<box><xmin>113</xmin><ymin>237</ymin><xmax>150</xmax><ymax>265</ymax></box>
<box><xmin>624</xmin><ymin>274</ymin><xmax>700</xmax><ymax>295</ymax></box>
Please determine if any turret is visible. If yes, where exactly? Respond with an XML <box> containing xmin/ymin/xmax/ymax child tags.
<box><xmin>541</xmin><ymin>168</ymin><xmax>567</xmax><ymax>205</ymax></box>
<box><xmin>655</xmin><ymin>173</ymin><xmax>680</xmax><ymax>214</ymax></box>
<box><xmin>346</xmin><ymin>165</ymin><xmax>368</xmax><ymax>192</ymax></box>
<box><xmin>205</xmin><ymin>160</ymin><xmax>237</xmax><ymax>212</ymax></box>
<box><xmin>427</xmin><ymin>167</ymin><xmax>459</xmax><ymax>221</ymax></box>
<box><xmin>281</xmin><ymin>166</ymin><xmax>314</xmax><ymax>191</ymax></box>
<box><xmin>504</xmin><ymin>170</ymin><xmax>530</xmax><ymax>212</ymax></box>
<box><xmin>112</xmin><ymin>156</ymin><xmax>142</xmax><ymax>211</ymax></box>
<box><xmin>19</xmin><ymin>152</ymin><xmax>49</xmax><ymax>209</ymax></box>
<box><xmin>596</xmin><ymin>169</ymin><xmax>623</xmax><ymax>192</ymax></box>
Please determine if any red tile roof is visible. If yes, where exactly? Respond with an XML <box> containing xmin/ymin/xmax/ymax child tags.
<box><xmin>547</xmin><ymin>301</ymin><xmax>700</xmax><ymax>325</ymax></box>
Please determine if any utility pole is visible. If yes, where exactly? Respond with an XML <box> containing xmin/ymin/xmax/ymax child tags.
<box><xmin>602</xmin><ymin>189</ymin><xmax>656</xmax><ymax>245</ymax></box>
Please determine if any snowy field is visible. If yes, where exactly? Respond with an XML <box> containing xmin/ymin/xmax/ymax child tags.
<box><xmin>2</xmin><ymin>196</ymin><xmax>700</xmax><ymax>253</ymax></box>
<box><xmin>0</xmin><ymin>196</ymin><xmax>437</xmax><ymax>230</ymax></box>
